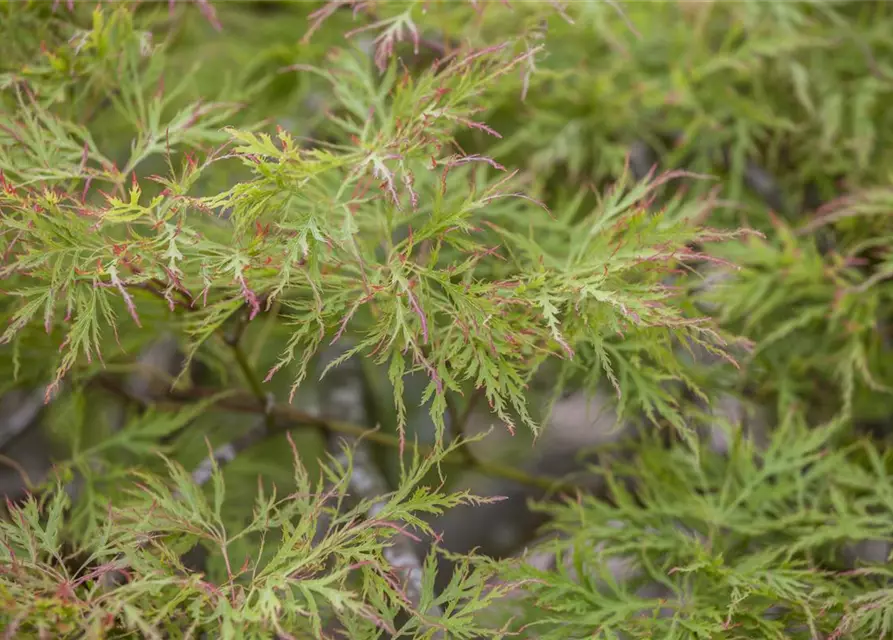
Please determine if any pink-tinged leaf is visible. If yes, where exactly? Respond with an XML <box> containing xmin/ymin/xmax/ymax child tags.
<box><xmin>482</xmin><ymin>191</ymin><xmax>553</xmax><ymax>218</ymax></box>
<box><xmin>302</xmin><ymin>0</ymin><xmax>350</xmax><ymax>44</ymax></box>
<box><xmin>415</xmin><ymin>350</ymin><xmax>443</xmax><ymax>397</ymax></box>
<box><xmin>110</xmin><ymin>271</ymin><xmax>141</xmax><ymax>328</ymax></box>
<box><xmin>238</xmin><ymin>275</ymin><xmax>261</xmax><ymax>320</ymax></box>
<box><xmin>549</xmin><ymin>0</ymin><xmax>575</xmax><ymax>24</ymax></box>
<box><xmin>457</xmin><ymin>43</ymin><xmax>509</xmax><ymax>69</ymax></box>
<box><xmin>332</xmin><ymin>300</ymin><xmax>363</xmax><ymax>345</ymax></box>
<box><xmin>440</xmin><ymin>154</ymin><xmax>506</xmax><ymax>176</ymax></box>
<box><xmin>406</xmin><ymin>287</ymin><xmax>429</xmax><ymax>344</ymax></box>
<box><xmin>80</xmin><ymin>176</ymin><xmax>93</xmax><ymax>204</ymax></box>
<box><xmin>555</xmin><ymin>333</ymin><xmax>575</xmax><ymax>359</ymax></box>
<box><xmin>44</xmin><ymin>299</ymin><xmax>53</xmax><ymax>335</ymax></box>
<box><xmin>402</xmin><ymin>172</ymin><xmax>419</xmax><ymax>210</ymax></box>
<box><xmin>195</xmin><ymin>0</ymin><xmax>222</xmax><ymax>31</ymax></box>
<box><xmin>451</xmin><ymin>116</ymin><xmax>502</xmax><ymax>138</ymax></box>
<box><xmin>374</xmin><ymin>30</ymin><xmax>397</xmax><ymax>73</ymax></box>
<box><xmin>344</xmin><ymin>18</ymin><xmax>390</xmax><ymax>40</ymax></box>
<box><xmin>263</xmin><ymin>364</ymin><xmax>280</xmax><ymax>384</ymax></box>
<box><xmin>378</xmin><ymin>174</ymin><xmax>401</xmax><ymax>209</ymax></box>
<box><xmin>459</xmin><ymin>154</ymin><xmax>506</xmax><ymax>171</ymax></box>
<box><xmin>618</xmin><ymin>304</ymin><xmax>640</xmax><ymax>325</ymax></box>
<box><xmin>45</xmin><ymin>380</ymin><xmax>59</xmax><ymax>405</ymax></box>
<box><xmin>407</xmin><ymin>19</ymin><xmax>420</xmax><ymax>55</ymax></box>
<box><xmin>371</xmin><ymin>520</ymin><xmax>422</xmax><ymax>542</ymax></box>
<box><xmin>198</xmin><ymin>282</ymin><xmax>210</xmax><ymax>308</ymax></box>
<box><xmin>79</xmin><ymin>141</ymin><xmax>89</xmax><ymax>174</ymax></box>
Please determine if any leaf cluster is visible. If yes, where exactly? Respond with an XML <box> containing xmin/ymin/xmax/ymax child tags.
<box><xmin>1</xmin><ymin>1</ymin><xmax>893</xmax><ymax>639</ymax></box>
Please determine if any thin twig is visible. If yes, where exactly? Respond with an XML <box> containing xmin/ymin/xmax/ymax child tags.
<box><xmin>226</xmin><ymin>314</ymin><xmax>275</xmax><ymax>432</ymax></box>
<box><xmin>94</xmin><ymin>375</ymin><xmax>580</xmax><ymax>495</ymax></box>
<box><xmin>0</xmin><ymin>453</ymin><xmax>34</xmax><ymax>491</ymax></box>
<box><xmin>116</xmin><ymin>288</ymin><xmax>566</xmax><ymax>489</ymax></box>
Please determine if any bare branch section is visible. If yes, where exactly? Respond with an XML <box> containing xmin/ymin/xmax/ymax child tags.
<box><xmin>94</xmin><ymin>373</ymin><xmax>576</xmax><ymax>494</ymax></box>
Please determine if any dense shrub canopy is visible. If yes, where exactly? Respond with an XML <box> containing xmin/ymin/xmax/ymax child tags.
<box><xmin>1</xmin><ymin>1</ymin><xmax>893</xmax><ymax>638</ymax></box>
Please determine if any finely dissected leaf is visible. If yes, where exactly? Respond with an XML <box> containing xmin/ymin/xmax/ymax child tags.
<box><xmin>496</xmin><ymin>413</ymin><xmax>893</xmax><ymax>638</ymax></box>
<box><xmin>1</xmin><ymin>427</ymin><xmax>501</xmax><ymax>636</ymax></box>
<box><xmin>2</xmin><ymin>2</ymin><xmax>893</xmax><ymax>639</ymax></box>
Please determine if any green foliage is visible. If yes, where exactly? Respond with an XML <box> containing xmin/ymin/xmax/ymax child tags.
<box><xmin>1</xmin><ymin>428</ymin><xmax>507</xmax><ymax>638</ymax></box>
<box><xmin>0</xmin><ymin>2</ymin><xmax>732</xmax><ymax>436</ymax></box>
<box><xmin>497</xmin><ymin>409</ymin><xmax>893</xmax><ymax>638</ymax></box>
<box><xmin>1</xmin><ymin>1</ymin><xmax>893</xmax><ymax>638</ymax></box>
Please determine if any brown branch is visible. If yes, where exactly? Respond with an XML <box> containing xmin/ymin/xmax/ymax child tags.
<box><xmin>93</xmin><ymin>374</ymin><xmax>580</xmax><ymax>495</ymax></box>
